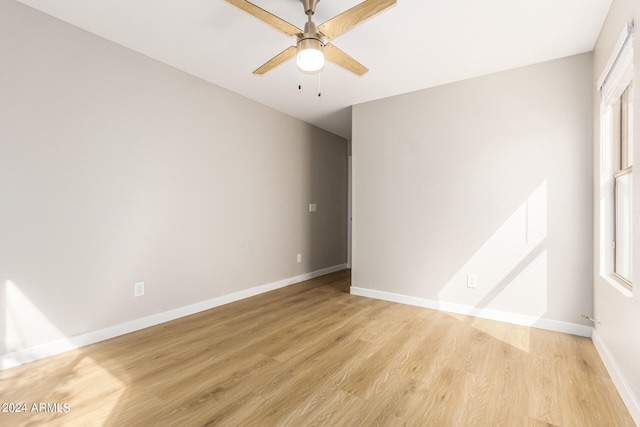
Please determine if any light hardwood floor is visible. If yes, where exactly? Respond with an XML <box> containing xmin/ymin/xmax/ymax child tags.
<box><xmin>0</xmin><ymin>270</ymin><xmax>635</xmax><ymax>426</ymax></box>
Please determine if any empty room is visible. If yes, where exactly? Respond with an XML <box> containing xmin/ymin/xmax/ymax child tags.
<box><xmin>1</xmin><ymin>0</ymin><xmax>639</xmax><ymax>425</ymax></box>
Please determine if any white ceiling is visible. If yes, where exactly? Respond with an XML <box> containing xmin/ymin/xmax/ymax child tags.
<box><xmin>16</xmin><ymin>0</ymin><xmax>612</xmax><ymax>139</ymax></box>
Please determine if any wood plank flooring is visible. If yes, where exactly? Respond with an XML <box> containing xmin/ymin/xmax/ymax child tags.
<box><xmin>0</xmin><ymin>270</ymin><xmax>635</xmax><ymax>426</ymax></box>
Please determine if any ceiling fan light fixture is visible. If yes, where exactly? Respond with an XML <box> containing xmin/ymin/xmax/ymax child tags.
<box><xmin>296</xmin><ymin>37</ymin><xmax>325</xmax><ymax>73</ymax></box>
<box><xmin>296</xmin><ymin>19</ymin><xmax>325</xmax><ymax>74</ymax></box>
<box><xmin>226</xmin><ymin>0</ymin><xmax>395</xmax><ymax>76</ymax></box>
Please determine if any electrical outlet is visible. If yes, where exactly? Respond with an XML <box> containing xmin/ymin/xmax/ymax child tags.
<box><xmin>309</xmin><ymin>203</ymin><xmax>317</xmax><ymax>212</ymax></box>
<box><xmin>297</xmin><ymin>253</ymin><xmax>302</xmax><ymax>263</ymax></box>
<box><xmin>466</xmin><ymin>274</ymin><xmax>477</xmax><ymax>289</ymax></box>
<box><xmin>134</xmin><ymin>281</ymin><xmax>145</xmax><ymax>297</ymax></box>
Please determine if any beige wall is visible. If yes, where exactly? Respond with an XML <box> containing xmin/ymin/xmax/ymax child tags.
<box><xmin>592</xmin><ymin>0</ymin><xmax>640</xmax><ymax>419</ymax></box>
<box><xmin>352</xmin><ymin>53</ymin><xmax>593</xmax><ymax>332</ymax></box>
<box><xmin>0</xmin><ymin>0</ymin><xmax>347</xmax><ymax>356</ymax></box>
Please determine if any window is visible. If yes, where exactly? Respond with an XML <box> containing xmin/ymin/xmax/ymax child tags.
<box><xmin>600</xmin><ymin>22</ymin><xmax>634</xmax><ymax>289</ymax></box>
<box><xmin>613</xmin><ymin>83</ymin><xmax>633</xmax><ymax>285</ymax></box>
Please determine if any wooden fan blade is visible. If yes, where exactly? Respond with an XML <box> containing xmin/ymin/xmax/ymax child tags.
<box><xmin>324</xmin><ymin>43</ymin><xmax>368</xmax><ymax>76</ymax></box>
<box><xmin>318</xmin><ymin>0</ymin><xmax>396</xmax><ymax>40</ymax></box>
<box><xmin>224</xmin><ymin>0</ymin><xmax>302</xmax><ymax>36</ymax></box>
<box><xmin>253</xmin><ymin>46</ymin><xmax>297</xmax><ymax>75</ymax></box>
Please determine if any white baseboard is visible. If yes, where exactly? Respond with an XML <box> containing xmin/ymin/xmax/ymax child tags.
<box><xmin>592</xmin><ymin>329</ymin><xmax>640</xmax><ymax>425</ymax></box>
<box><xmin>1</xmin><ymin>264</ymin><xmax>347</xmax><ymax>370</ymax></box>
<box><xmin>349</xmin><ymin>286</ymin><xmax>592</xmax><ymax>337</ymax></box>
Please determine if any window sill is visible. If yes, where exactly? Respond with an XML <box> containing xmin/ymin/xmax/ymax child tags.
<box><xmin>602</xmin><ymin>275</ymin><xmax>633</xmax><ymax>297</ymax></box>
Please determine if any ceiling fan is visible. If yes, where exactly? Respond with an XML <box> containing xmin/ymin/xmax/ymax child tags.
<box><xmin>224</xmin><ymin>0</ymin><xmax>396</xmax><ymax>76</ymax></box>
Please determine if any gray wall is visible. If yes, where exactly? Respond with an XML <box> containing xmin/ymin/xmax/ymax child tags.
<box><xmin>592</xmin><ymin>0</ymin><xmax>640</xmax><ymax>415</ymax></box>
<box><xmin>0</xmin><ymin>0</ymin><xmax>347</xmax><ymax>355</ymax></box>
<box><xmin>352</xmin><ymin>53</ymin><xmax>593</xmax><ymax>329</ymax></box>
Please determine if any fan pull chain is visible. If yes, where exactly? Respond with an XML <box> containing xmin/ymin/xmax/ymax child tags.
<box><xmin>297</xmin><ymin>79</ymin><xmax>323</xmax><ymax>98</ymax></box>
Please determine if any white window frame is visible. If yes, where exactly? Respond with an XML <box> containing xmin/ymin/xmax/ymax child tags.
<box><xmin>599</xmin><ymin>21</ymin><xmax>634</xmax><ymax>290</ymax></box>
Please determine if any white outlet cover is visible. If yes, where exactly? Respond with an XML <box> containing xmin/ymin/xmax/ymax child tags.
<box><xmin>309</xmin><ymin>204</ymin><xmax>317</xmax><ymax>212</ymax></box>
<box><xmin>466</xmin><ymin>274</ymin><xmax>477</xmax><ymax>289</ymax></box>
<box><xmin>134</xmin><ymin>281</ymin><xmax>145</xmax><ymax>297</ymax></box>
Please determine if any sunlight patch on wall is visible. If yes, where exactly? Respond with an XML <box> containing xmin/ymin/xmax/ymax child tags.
<box><xmin>488</xmin><ymin>249</ymin><xmax>548</xmax><ymax>317</ymax></box>
<box><xmin>2</xmin><ymin>279</ymin><xmax>77</xmax><ymax>368</ymax></box>
<box><xmin>4</xmin><ymin>280</ymin><xmax>68</xmax><ymax>354</ymax></box>
<box><xmin>438</xmin><ymin>181</ymin><xmax>548</xmax><ymax>319</ymax></box>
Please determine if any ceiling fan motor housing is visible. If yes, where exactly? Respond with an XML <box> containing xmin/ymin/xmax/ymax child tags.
<box><xmin>298</xmin><ymin>0</ymin><xmax>323</xmax><ymax>45</ymax></box>
<box><xmin>298</xmin><ymin>21</ymin><xmax>324</xmax><ymax>47</ymax></box>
